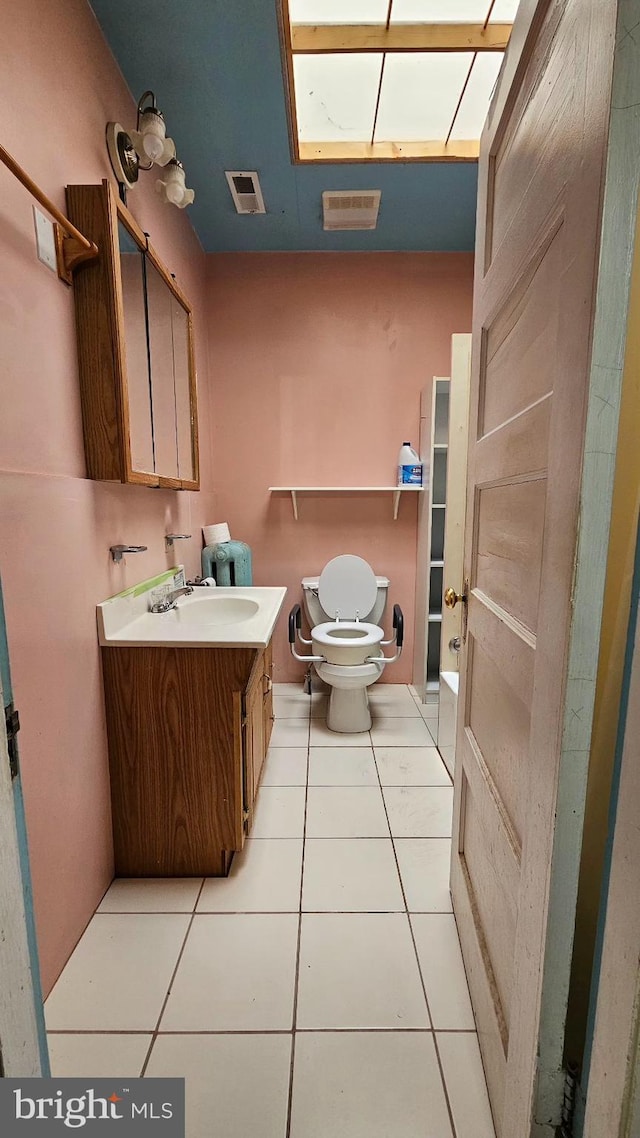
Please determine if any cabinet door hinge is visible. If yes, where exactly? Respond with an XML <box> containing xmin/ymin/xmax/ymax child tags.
<box><xmin>5</xmin><ymin>703</ymin><xmax>20</xmax><ymax>780</ymax></box>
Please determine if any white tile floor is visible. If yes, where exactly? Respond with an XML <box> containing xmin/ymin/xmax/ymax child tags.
<box><xmin>45</xmin><ymin>682</ymin><xmax>495</xmax><ymax>1138</ymax></box>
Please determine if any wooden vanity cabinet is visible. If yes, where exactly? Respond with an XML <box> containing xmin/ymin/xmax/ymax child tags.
<box><xmin>101</xmin><ymin>640</ymin><xmax>274</xmax><ymax>877</ymax></box>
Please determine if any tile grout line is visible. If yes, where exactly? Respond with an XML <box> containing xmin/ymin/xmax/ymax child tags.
<box><xmin>47</xmin><ymin>1026</ymin><xmax>480</xmax><ymax>1036</ymax></box>
<box><xmin>370</xmin><ymin>741</ymin><xmax>460</xmax><ymax>1138</ymax></box>
<box><xmin>138</xmin><ymin>877</ymin><xmax>207</xmax><ymax>1078</ymax></box>
<box><xmin>284</xmin><ymin>702</ymin><xmax>311</xmax><ymax>1138</ymax></box>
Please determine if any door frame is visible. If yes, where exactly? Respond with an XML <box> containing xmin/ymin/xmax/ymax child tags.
<box><xmin>0</xmin><ymin>579</ymin><xmax>49</xmax><ymax>1076</ymax></box>
<box><xmin>581</xmin><ymin>516</ymin><xmax>640</xmax><ymax>1136</ymax></box>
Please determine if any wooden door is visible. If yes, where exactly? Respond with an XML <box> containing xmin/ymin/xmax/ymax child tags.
<box><xmin>450</xmin><ymin>0</ymin><xmax>619</xmax><ymax>1133</ymax></box>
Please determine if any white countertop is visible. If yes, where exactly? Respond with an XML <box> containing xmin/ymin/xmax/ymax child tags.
<box><xmin>97</xmin><ymin>585</ymin><xmax>288</xmax><ymax>649</ymax></box>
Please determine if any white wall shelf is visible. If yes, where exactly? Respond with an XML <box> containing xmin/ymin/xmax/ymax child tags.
<box><xmin>269</xmin><ymin>485</ymin><xmax>424</xmax><ymax>521</ymax></box>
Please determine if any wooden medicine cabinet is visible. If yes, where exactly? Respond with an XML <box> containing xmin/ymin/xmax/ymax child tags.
<box><xmin>66</xmin><ymin>180</ymin><xmax>199</xmax><ymax>489</ymax></box>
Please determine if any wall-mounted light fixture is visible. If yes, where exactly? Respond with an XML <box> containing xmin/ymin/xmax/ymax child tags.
<box><xmin>106</xmin><ymin>91</ymin><xmax>194</xmax><ymax>208</ymax></box>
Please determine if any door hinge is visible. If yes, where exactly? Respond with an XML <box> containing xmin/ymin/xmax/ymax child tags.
<box><xmin>559</xmin><ymin>1064</ymin><xmax>578</xmax><ymax>1137</ymax></box>
<box><xmin>5</xmin><ymin>702</ymin><xmax>20</xmax><ymax>780</ymax></box>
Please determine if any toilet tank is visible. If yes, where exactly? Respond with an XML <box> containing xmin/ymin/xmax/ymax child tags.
<box><xmin>301</xmin><ymin>574</ymin><xmax>390</xmax><ymax>627</ymax></box>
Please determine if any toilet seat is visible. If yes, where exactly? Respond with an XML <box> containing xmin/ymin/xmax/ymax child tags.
<box><xmin>318</xmin><ymin>555</ymin><xmax>378</xmax><ymax>621</ymax></box>
<box><xmin>311</xmin><ymin>620</ymin><xmax>383</xmax><ymax>666</ymax></box>
<box><xmin>311</xmin><ymin>620</ymin><xmax>383</xmax><ymax>649</ymax></box>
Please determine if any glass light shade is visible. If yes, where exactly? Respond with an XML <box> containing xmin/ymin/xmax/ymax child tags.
<box><xmin>131</xmin><ymin>109</ymin><xmax>176</xmax><ymax>167</ymax></box>
<box><xmin>156</xmin><ymin>163</ymin><xmax>195</xmax><ymax>208</ymax></box>
<box><xmin>142</xmin><ymin>133</ymin><xmax>164</xmax><ymax>162</ymax></box>
<box><xmin>165</xmin><ymin>180</ymin><xmax>184</xmax><ymax>205</ymax></box>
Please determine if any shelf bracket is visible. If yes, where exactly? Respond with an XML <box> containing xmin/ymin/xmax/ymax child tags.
<box><xmin>393</xmin><ymin>489</ymin><xmax>401</xmax><ymax>521</ymax></box>
<box><xmin>290</xmin><ymin>489</ymin><xmax>298</xmax><ymax>521</ymax></box>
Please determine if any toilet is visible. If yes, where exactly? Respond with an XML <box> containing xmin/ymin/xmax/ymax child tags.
<box><xmin>288</xmin><ymin>555</ymin><xmax>404</xmax><ymax>733</ymax></box>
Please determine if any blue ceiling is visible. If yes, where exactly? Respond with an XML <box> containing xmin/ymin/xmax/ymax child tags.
<box><xmin>89</xmin><ymin>0</ymin><xmax>478</xmax><ymax>253</ymax></box>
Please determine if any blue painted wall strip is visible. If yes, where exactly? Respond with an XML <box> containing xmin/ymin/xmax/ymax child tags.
<box><xmin>0</xmin><ymin>580</ymin><xmax>50</xmax><ymax>1076</ymax></box>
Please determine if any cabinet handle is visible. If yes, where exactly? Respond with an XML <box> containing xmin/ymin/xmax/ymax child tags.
<box><xmin>263</xmin><ymin>673</ymin><xmax>273</xmax><ymax>695</ymax></box>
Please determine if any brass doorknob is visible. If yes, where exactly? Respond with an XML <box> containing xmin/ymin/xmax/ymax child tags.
<box><xmin>444</xmin><ymin>586</ymin><xmax>467</xmax><ymax>609</ymax></box>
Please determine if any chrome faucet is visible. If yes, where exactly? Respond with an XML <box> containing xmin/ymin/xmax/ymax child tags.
<box><xmin>150</xmin><ymin>585</ymin><xmax>194</xmax><ymax>613</ymax></box>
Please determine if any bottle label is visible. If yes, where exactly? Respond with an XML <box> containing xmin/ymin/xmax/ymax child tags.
<box><xmin>400</xmin><ymin>464</ymin><xmax>422</xmax><ymax>485</ymax></box>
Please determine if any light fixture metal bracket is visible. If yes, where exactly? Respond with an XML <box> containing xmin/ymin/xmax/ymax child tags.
<box><xmin>106</xmin><ymin>122</ymin><xmax>140</xmax><ymax>190</ymax></box>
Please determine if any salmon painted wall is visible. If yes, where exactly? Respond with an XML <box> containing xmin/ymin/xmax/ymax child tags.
<box><xmin>0</xmin><ymin>0</ymin><xmax>214</xmax><ymax>993</ymax></box>
<box><xmin>207</xmin><ymin>252</ymin><xmax>474</xmax><ymax>683</ymax></box>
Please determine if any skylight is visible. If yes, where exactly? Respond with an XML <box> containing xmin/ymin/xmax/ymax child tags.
<box><xmin>282</xmin><ymin>0</ymin><xmax>519</xmax><ymax>162</ymax></box>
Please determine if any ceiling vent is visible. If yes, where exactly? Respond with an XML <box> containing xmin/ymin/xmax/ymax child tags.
<box><xmin>322</xmin><ymin>190</ymin><xmax>381</xmax><ymax>231</ymax></box>
<box><xmin>225</xmin><ymin>170</ymin><xmax>266</xmax><ymax>214</ymax></box>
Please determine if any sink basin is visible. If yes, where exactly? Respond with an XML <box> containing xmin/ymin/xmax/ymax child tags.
<box><xmin>97</xmin><ymin>576</ymin><xmax>287</xmax><ymax>649</ymax></box>
<box><xmin>171</xmin><ymin>595</ymin><xmax>260</xmax><ymax>626</ymax></box>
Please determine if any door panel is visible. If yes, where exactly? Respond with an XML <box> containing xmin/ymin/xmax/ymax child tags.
<box><xmin>451</xmin><ymin>0</ymin><xmax>619</xmax><ymax>1133</ymax></box>
<box><xmin>467</xmin><ymin>640</ymin><xmax>530</xmax><ymax>843</ymax></box>
<box><xmin>462</xmin><ymin>782</ymin><xmax>518</xmax><ymax>1021</ymax></box>
<box><xmin>488</xmin><ymin>6</ymin><xmax>573</xmax><ymax>264</ymax></box>
<box><xmin>480</xmin><ymin>230</ymin><xmax>560</xmax><ymax>436</ymax></box>
<box><xmin>475</xmin><ymin>480</ymin><xmax>546</xmax><ymax>632</ymax></box>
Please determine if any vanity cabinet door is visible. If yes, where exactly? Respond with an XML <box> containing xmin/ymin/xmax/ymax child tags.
<box><xmin>243</xmin><ymin>661</ymin><xmax>265</xmax><ymax>835</ymax></box>
<box><xmin>262</xmin><ymin>642</ymin><xmax>274</xmax><ymax>755</ymax></box>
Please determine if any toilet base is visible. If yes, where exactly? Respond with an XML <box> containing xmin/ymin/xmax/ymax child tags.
<box><xmin>327</xmin><ymin>685</ymin><xmax>372</xmax><ymax>733</ymax></box>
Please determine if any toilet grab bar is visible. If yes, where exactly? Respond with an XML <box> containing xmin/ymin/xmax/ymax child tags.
<box><xmin>288</xmin><ymin>604</ymin><xmax>326</xmax><ymax>663</ymax></box>
<box><xmin>288</xmin><ymin>602</ymin><xmax>313</xmax><ymax>646</ymax></box>
<box><xmin>288</xmin><ymin>602</ymin><xmax>404</xmax><ymax>666</ymax></box>
<box><xmin>365</xmin><ymin>605</ymin><xmax>404</xmax><ymax>665</ymax></box>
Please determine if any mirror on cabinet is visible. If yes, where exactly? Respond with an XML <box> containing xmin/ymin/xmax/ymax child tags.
<box><xmin>144</xmin><ymin>248</ymin><xmax>198</xmax><ymax>487</ymax></box>
<box><xmin>66</xmin><ymin>180</ymin><xmax>200</xmax><ymax>490</ymax></box>
<box><xmin>119</xmin><ymin>221</ymin><xmax>154</xmax><ymax>477</ymax></box>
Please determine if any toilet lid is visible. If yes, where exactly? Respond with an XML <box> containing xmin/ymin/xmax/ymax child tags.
<box><xmin>318</xmin><ymin>555</ymin><xmax>378</xmax><ymax>620</ymax></box>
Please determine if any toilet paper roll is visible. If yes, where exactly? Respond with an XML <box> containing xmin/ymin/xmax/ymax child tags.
<box><xmin>202</xmin><ymin>522</ymin><xmax>231</xmax><ymax>545</ymax></box>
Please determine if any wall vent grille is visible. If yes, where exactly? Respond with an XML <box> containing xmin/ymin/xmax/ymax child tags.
<box><xmin>322</xmin><ymin>190</ymin><xmax>381</xmax><ymax>231</ymax></box>
<box><xmin>225</xmin><ymin>171</ymin><xmax>266</xmax><ymax>215</ymax></box>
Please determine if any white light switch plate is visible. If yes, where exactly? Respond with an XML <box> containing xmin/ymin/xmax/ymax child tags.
<box><xmin>32</xmin><ymin>206</ymin><xmax>57</xmax><ymax>272</ymax></box>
